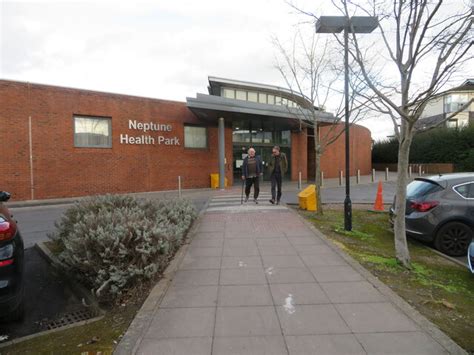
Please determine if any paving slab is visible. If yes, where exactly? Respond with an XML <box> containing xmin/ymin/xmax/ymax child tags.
<box><xmin>145</xmin><ymin>307</ymin><xmax>215</xmax><ymax>339</ymax></box>
<box><xmin>335</xmin><ymin>302</ymin><xmax>420</xmax><ymax>333</ymax></box>
<box><xmin>215</xmin><ymin>306</ymin><xmax>281</xmax><ymax>337</ymax></box>
<box><xmin>138</xmin><ymin>337</ymin><xmax>213</xmax><ymax>355</ymax></box>
<box><xmin>118</xmin><ymin>192</ymin><xmax>466</xmax><ymax>355</ymax></box>
<box><xmin>320</xmin><ymin>281</ymin><xmax>385</xmax><ymax>304</ymax></box>
<box><xmin>212</xmin><ymin>336</ymin><xmax>287</xmax><ymax>355</ymax></box>
<box><xmin>276</xmin><ymin>304</ymin><xmax>351</xmax><ymax>335</ymax></box>
<box><xmin>172</xmin><ymin>269</ymin><xmax>220</xmax><ymax>286</ymax></box>
<box><xmin>309</xmin><ymin>265</ymin><xmax>365</xmax><ymax>283</ymax></box>
<box><xmin>285</xmin><ymin>334</ymin><xmax>366</xmax><ymax>355</ymax></box>
<box><xmin>355</xmin><ymin>332</ymin><xmax>449</xmax><ymax>355</ymax></box>
<box><xmin>218</xmin><ymin>285</ymin><xmax>273</xmax><ymax>307</ymax></box>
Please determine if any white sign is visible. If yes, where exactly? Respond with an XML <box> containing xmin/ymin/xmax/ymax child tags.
<box><xmin>120</xmin><ymin>120</ymin><xmax>180</xmax><ymax>146</ymax></box>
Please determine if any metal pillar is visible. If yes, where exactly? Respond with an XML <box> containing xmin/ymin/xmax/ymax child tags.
<box><xmin>343</xmin><ymin>25</ymin><xmax>352</xmax><ymax>231</ymax></box>
<box><xmin>218</xmin><ymin>117</ymin><xmax>226</xmax><ymax>190</ymax></box>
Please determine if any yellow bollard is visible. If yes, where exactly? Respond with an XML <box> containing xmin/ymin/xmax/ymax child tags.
<box><xmin>298</xmin><ymin>184</ymin><xmax>317</xmax><ymax>211</ymax></box>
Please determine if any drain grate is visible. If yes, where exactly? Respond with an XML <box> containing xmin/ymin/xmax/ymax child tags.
<box><xmin>46</xmin><ymin>309</ymin><xmax>98</xmax><ymax>330</ymax></box>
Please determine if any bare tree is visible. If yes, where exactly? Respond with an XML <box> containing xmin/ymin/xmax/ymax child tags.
<box><xmin>273</xmin><ymin>30</ymin><xmax>372</xmax><ymax>214</ymax></box>
<box><xmin>331</xmin><ymin>0</ymin><xmax>473</xmax><ymax>267</ymax></box>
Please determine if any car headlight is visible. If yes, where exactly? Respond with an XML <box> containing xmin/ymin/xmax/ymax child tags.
<box><xmin>0</xmin><ymin>244</ymin><xmax>13</xmax><ymax>260</ymax></box>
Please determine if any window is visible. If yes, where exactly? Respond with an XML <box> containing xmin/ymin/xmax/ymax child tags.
<box><xmin>267</xmin><ymin>94</ymin><xmax>275</xmax><ymax>104</ymax></box>
<box><xmin>236</xmin><ymin>90</ymin><xmax>247</xmax><ymax>101</ymax></box>
<box><xmin>247</xmin><ymin>91</ymin><xmax>258</xmax><ymax>102</ymax></box>
<box><xmin>184</xmin><ymin>125</ymin><xmax>207</xmax><ymax>148</ymax></box>
<box><xmin>281</xmin><ymin>97</ymin><xmax>288</xmax><ymax>106</ymax></box>
<box><xmin>74</xmin><ymin>116</ymin><xmax>112</xmax><ymax>148</ymax></box>
<box><xmin>444</xmin><ymin>94</ymin><xmax>469</xmax><ymax>113</ymax></box>
<box><xmin>406</xmin><ymin>180</ymin><xmax>444</xmax><ymax>199</ymax></box>
<box><xmin>275</xmin><ymin>96</ymin><xmax>282</xmax><ymax>105</ymax></box>
<box><xmin>223</xmin><ymin>88</ymin><xmax>235</xmax><ymax>99</ymax></box>
<box><xmin>258</xmin><ymin>93</ymin><xmax>267</xmax><ymax>104</ymax></box>
<box><xmin>454</xmin><ymin>182</ymin><xmax>474</xmax><ymax>199</ymax></box>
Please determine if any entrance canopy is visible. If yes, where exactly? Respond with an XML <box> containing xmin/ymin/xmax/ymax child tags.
<box><xmin>186</xmin><ymin>92</ymin><xmax>334</xmax><ymax>128</ymax></box>
<box><xmin>185</xmin><ymin>76</ymin><xmax>335</xmax><ymax>189</ymax></box>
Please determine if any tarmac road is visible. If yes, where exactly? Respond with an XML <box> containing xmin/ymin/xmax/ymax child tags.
<box><xmin>0</xmin><ymin>247</ymin><xmax>86</xmax><ymax>341</ymax></box>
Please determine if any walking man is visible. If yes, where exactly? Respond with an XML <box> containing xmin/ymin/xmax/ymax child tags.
<box><xmin>268</xmin><ymin>146</ymin><xmax>288</xmax><ymax>205</ymax></box>
<box><xmin>241</xmin><ymin>148</ymin><xmax>263</xmax><ymax>203</ymax></box>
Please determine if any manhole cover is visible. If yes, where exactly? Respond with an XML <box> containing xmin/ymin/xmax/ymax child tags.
<box><xmin>45</xmin><ymin>309</ymin><xmax>98</xmax><ymax>330</ymax></box>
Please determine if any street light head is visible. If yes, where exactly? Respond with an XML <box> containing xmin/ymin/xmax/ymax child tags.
<box><xmin>349</xmin><ymin>16</ymin><xmax>379</xmax><ymax>33</ymax></box>
<box><xmin>315</xmin><ymin>15</ymin><xmax>378</xmax><ymax>34</ymax></box>
<box><xmin>315</xmin><ymin>16</ymin><xmax>345</xmax><ymax>33</ymax></box>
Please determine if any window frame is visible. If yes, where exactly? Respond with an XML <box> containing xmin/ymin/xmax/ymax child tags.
<box><xmin>184</xmin><ymin>124</ymin><xmax>208</xmax><ymax>150</ymax></box>
<box><xmin>452</xmin><ymin>181</ymin><xmax>474</xmax><ymax>200</ymax></box>
<box><xmin>73</xmin><ymin>115</ymin><xmax>112</xmax><ymax>149</ymax></box>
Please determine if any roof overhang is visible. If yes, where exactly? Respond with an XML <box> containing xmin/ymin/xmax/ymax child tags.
<box><xmin>186</xmin><ymin>93</ymin><xmax>335</xmax><ymax>129</ymax></box>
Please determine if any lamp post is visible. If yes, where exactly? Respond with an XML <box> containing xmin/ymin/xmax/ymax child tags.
<box><xmin>316</xmin><ymin>16</ymin><xmax>378</xmax><ymax>231</ymax></box>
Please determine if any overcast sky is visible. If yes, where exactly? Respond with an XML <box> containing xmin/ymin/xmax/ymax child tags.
<box><xmin>0</xmin><ymin>0</ymin><xmax>470</xmax><ymax>140</ymax></box>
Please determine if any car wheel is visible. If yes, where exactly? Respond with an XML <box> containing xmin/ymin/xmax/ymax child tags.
<box><xmin>434</xmin><ymin>222</ymin><xmax>473</xmax><ymax>257</ymax></box>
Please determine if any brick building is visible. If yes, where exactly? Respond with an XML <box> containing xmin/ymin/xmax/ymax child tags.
<box><xmin>0</xmin><ymin>77</ymin><xmax>372</xmax><ymax>201</ymax></box>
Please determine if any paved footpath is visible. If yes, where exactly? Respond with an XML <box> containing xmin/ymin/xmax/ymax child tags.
<box><xmin>117</xmin><ymin>192</ymin><xmax>465</xmax><ymax>355</ymax></box>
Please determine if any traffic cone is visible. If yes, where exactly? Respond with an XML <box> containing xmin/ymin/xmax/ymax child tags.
<box><xmin>373</xmin><ymin>181</ymin><xmax>384</xmax><ymax>212</ymax></box>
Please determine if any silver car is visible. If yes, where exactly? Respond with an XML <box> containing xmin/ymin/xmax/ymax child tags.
<box><xmin>390</xmin><ymin>173</ymin><xmax>474</xmax><ymax>256</ymax></box>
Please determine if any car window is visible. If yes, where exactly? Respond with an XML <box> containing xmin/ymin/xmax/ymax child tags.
<box><xmin>454</xmin><ymin>182</ymin><xmax>474</xmax><ymax>199</ymax></box>
<box><xmin>406</xmin><ymin>180</ymin><xmax>443</xmax><ymax>199</ymax></box>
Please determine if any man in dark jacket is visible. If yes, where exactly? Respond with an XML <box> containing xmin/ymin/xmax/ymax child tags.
<box><xmin>268</xmin><ymin>146</ymin><xmax>288</xmax><ymax>205</ymax></box>
<box><xmin>241</xmin><ymin>148</ymin><xmax>263</xmax><ymax>203</ymax></box>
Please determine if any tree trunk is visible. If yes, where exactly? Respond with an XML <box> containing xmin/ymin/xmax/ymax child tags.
<box><xmin>313</xmin><ymin>125</ymin><xmax>324</xmax><ymax>215</ymax></box>
<box><xmin>393</xmin><ymin>132</ymin><xmax>413</xmax><ymax>268</ymax></box>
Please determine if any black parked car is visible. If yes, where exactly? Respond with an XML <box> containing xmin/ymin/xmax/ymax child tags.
<box><xmin>0</xmin><ymin>191</ymin><xmax>24</xmax><ymax>321</ymax></box>
<box><xmin>390</xmin><ymin>173</ymin><xmax>474</xmax><ymax>257</ymax></box>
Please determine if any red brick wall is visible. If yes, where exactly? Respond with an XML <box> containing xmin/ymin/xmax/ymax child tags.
<box><xmin>291</xmin><ymin>128</ymin><xmax>308</xmax><ymax>181</ymax></box>
<box><xmin>0</xmin><ymin>80</ymin><xmax>233</xmax><ymax>201</ymax></box>
<box><xmin>307</xmin><ymin>123</ymin><xmax>372</xmax><ymax>180</ymax></box>
<box><xmin>1</xmin><ymin>80</ymin><xmax>372</xmax><ymax>201</ymax></box>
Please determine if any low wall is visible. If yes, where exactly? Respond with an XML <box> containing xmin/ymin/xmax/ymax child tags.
<box><xmin>372</xmin><ymin>163</ymin><xmax>454</xmax><ymax>174</ymax></box>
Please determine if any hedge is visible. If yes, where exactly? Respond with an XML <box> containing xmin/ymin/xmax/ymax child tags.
<box><xmin>372</xmin><ymin>126</ymin><xmax>474</xmax><ymax>171</ymax></box>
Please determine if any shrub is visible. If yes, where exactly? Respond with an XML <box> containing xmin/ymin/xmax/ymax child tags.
<box><xmin>372</xmin><ymin>125</ymin><xmax>474</xmax><ymax>171</ymax></box>
<box><xmin>49</xmin><ymin>194</ymin><xmax>197</xmax><ymax>303</ymax></box>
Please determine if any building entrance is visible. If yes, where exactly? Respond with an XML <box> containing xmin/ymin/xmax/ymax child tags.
<box><xmin>231</xmin><ymin>118</ymin><xmax>291</xmax><ymax>183</ymax></box>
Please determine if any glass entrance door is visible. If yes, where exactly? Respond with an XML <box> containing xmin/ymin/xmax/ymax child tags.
<box><xmin>232</xmin><ymin>117</ymin><xmax>292</xmax><ymax>184</ymax></box>
<box><xmin>232</xmin><ymin>144</ymin><xmax>291</xmax><ymax>182</ymax></box>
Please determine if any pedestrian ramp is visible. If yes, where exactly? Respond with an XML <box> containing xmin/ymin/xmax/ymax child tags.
<box><xmin>206</xmin><ymin>193</ymin><xmax>287</xmax><ymax>213</ymax></box>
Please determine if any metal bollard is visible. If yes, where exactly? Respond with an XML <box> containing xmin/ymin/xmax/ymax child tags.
<box><xmin>409</xmin><ymin>166</ymin><xmax>412</xmax><ymax>178</ymax></box>
<box><xmin>320</xmin><ymin>172</ymin><xmax>324</xmax><ymax>187</ymax></box>
<box><xmin>356</xmin><ymin>169</ymin><xmax>360</xmax><ymax>184</ymax></box>
<box><xmin>339</xmin><ymin>170</ymin><xmax>343</xmax><ymax>186</ymax></box>
<box><xmin>385</xmin><ymin>168</ymin><xmax>389</xmax><ymax>181</ymax></box>
<box><xmin>418</xmin><ymin>165</ymin><xmax>422</xmax><ymax>176</ymax></box>
<box><xmin>371</xmin><ymin>169</ymin><xmax>375</xmax><ymax>182</ymax></box>
<box><xmin>298</xmin><ymin>171</ymin><xmax>302</xmax><ymax>190</ymax></box>
<box><xmin>178</xmin><ymin>176</ymin><xmax>182</xmax><ymax>198</ymax></box>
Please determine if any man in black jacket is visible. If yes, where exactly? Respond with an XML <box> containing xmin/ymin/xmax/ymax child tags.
<box><xmin>241</xmin><ymin>148</ymin><xmax>263</xmax><ymax>203</ymax></box>
<box><xmin>268</xmin><ymin>146</ymin><xmax>288</xmax><ymax>205</ymax></box>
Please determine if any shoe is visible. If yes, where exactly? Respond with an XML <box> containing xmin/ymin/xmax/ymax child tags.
<box><xmin>244</xmin><ymin>196</ymin><xmax>249</xmax><ymax>202</ymax></box>
<box><xmin>254</xmin><ymin>199</ymin><xmax>258</xmax><ymax>204</ymax></box>
<box><xmin>269</xmin><ymin>199</ymin><xmax>275</xmax><ymax>204</ymax></box>
<box><xmin>276</xmin><ymin>200</ymin><xmax>280</xmax><ymax>205</ymax></box>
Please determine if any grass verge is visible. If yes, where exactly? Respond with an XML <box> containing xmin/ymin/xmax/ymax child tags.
<box><xmin>297</xmin><ymin>206</ymin><xmax>474</xmax><ymax>353</ymax></box>
<box><xmin>0</xmin><ymin>302</ymin><xmax>140</xmax><ymax>354</ymax></box>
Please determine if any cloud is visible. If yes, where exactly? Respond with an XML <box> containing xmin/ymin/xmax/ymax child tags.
<box><xmin>6</xmin><ymin>0</ymin><xmax>462</xmax><ymax>140</ymax></box>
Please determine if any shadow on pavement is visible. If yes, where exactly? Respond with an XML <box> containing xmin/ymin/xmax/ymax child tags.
<box><xmin>0</xmin><ymin>247</ymin><xmax>88</xmax><ymax>342</ymax></box>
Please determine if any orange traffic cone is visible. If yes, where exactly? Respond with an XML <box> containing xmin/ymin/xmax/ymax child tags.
<box><xmin>373</xmin><ymin>181</ymin><xmax>384</xmax><ymax>212</ymax></box>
